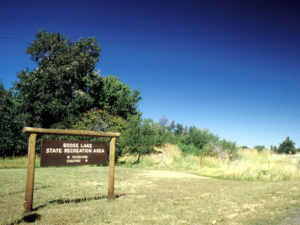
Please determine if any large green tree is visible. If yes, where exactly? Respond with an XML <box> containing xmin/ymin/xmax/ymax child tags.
<box><xmin>15</xmin><ymin>30</ymin><xmax>100</xmax><ymax>128</ymax></box>
<box><xmin>14</xmin><ymin>30</ymin><xmax>141</xmax><ymax>128</ymax></box>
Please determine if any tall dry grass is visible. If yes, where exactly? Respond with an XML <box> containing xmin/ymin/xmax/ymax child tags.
<box><xmin>121</xmin><ymin>145</ymin><xmax>300</xmax><ymax>181</ymax></box>
<box><xmin>192</xmin><ymin>149</ymin><xmax>300</xmax><ymax>181</ymax></box>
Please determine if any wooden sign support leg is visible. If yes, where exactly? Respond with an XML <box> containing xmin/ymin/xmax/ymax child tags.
<box><xmin>24</xmin><ymin>133</ymin><xmax>37</xmax><ymax>213</ymax></box>
<box><xmin>108</xmin><ymin>137</ymin><xmax>116</xmax><ymax>200</ymax></box>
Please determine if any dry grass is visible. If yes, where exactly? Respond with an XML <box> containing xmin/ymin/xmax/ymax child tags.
<box><xmin>0</xmin><ymin>166</ymin><xmax>299</xmax><ymax>225</ymax></box>
<box><xmin>1</xmin><ymin>147</ymin><xmax>299</xmax><ymax>224</ymax></box>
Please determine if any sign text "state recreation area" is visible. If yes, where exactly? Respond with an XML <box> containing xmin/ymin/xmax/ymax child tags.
<box><xmin>40</xmin><ymin>140</ymin><xmax>108</xmax><ymax>166</ymax></box>
<box><xmin>46</xmin><ymin>142</ymin><xmax>105</xmax><ymax>154</ymax></box>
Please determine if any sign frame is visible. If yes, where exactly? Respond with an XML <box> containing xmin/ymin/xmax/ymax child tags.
<box><xmin>22</xmin><ymin>127</ymin><xmax>119</xmax><ymax>214</ymax></box>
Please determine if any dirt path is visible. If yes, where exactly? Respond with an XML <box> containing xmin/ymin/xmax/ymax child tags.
<box><xmin>279</xmin><ymin>210</ymin><xmax>300</xmax><ymax>225</ymax></box>
<box><xmin>140</xmin><ymin>169</ymin><xmax>209</xmax><ymax>179</ymax></box>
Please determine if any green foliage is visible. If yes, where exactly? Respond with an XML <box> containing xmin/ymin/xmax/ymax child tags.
<box><xmin>177</xmin><ymin>125</ymin><xmax>237</xmax><ymax>158</ymax></box>
<box><xmin>70</xmin><ymin>109</ymin><xmax>127</xmax><ymax>158</ymax></box>
<box><xmin>14</xmin><ymin>30</ymin><xmax>141</xmax><ymax>129</ymax></box>
<box><xmin>270</xmin><ymin>145</ymin><xmax>279</xmax><ymax>153</ymax></box>
<box><xmin>119</xmin><ymin>116</ymin><xmax>158</xmax><ymax>162</ymax></box>
<box><xmin>15</xmin><ymin>30</ymin><xmax>100</xmax><ymax>128</ymax></box>
<box><xmin>156</xmin><ymin>117</ymin><xmax>187</xmax><ymax>145</ymax></box>
<box><xmin>219</xmin><ymin>139</ymin><xmax>238</xmax><ymax>159</ymax></box>
<box><xmin>254</xmin><ymin>145</ymin><xmax>265</xmax><ymax>152</ymax></box>
<box><xmin>97</xmin><ymin>76</ymin><xmax>141</xmax><ymax>119</ymax></box>
<box><xmin>277</xmin><ymin>137</ymin><xmax>296</xmax><ymax>154</ymax></box>
<box><xmin>71</xmin><ymin>110</ymin><xmax>161</xmax><ymax>162</ymax></box>
<box><xmin>296</xmin><ymin>148</ymin><xmax>300</xmax><ymax>153</ymax></box>
<box><xmin>182</xmin><ymin>126</ymin><xmax>219</xmax><ymax>150</ymax></box>
<box><xmin>72</xmin><ymin>109</ymin><xmax>126</xmax><ymax>134</ymax></box>
<box><xmin>178</xmin><ymin>143</ymin><xmax>199</xmax><ymax>155</ymax></box>
<box><xmin>273</xmin><ymin>146</ymin><xmax>278</xmax><ymax>153</ymax></box>
<box><xmin>220</xmin><ymin>139</ymin><xmax>237</xmax><ymax>152</ymax></box>
<box><xmin>178</xmin><ymin>143</ymin><xmax>216</xmax><ymax>157</ymax></box>
<box><xmin>0</xmin><ymin>81</ymin><xmax>26</xmax><ymax>157</ymax></box>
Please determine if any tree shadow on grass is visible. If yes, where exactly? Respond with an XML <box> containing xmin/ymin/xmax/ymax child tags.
<box><xmin>33</xmin><ymin>193</ymin><xmax>126</xmax><ymax>211</ymax></box>
<box><xmin>9</xmin><ymin>213</ymin><xmax>41</xmax><ymax>225</ymax></box>
<box><xmin>8</xmin><ymin>194</ymin><xmax>126</xmax><ymax>225</ymax></box>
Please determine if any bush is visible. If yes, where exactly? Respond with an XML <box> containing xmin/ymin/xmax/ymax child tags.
<box><xmin>220</xmin><ymin>139</ymin><xmax>237</xmax><ymax>153</ymax></box>
<box><xmin>178</xmin><ymin>143</ymin><xmax>199</xmax><ymax>155</ymax></box>
<box><xmin>178</xmin><ymin>126</ymin><xmax>237</xmax><ymax>158</ymax></box>
<box><xmin>278</xmin><ymin>137</ymin><xmax>296</xmax><ymax>154</ymax></box>
<box><xmin>254</xmin><ymin>145</ymin><xmax>265</xmax><ymax>152</ymax></box>
<box><xmin>178</xmin><ymin>143</ymin><xmax>217</xmax><ymax>158</ymax></box>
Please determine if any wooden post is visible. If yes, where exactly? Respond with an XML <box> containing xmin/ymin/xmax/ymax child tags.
<box><xmin>108</xmin><ymin>137</ymin><xmax>116</xmax><ymax>200</ymax></box>
<box><xmin>24</xmin><ymin>133</ymin><xmax>37</xmax><ymax>213</ymax></box>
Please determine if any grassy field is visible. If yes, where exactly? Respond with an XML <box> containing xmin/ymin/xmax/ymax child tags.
<box><xmin>1</xmin><ymin>147</ymin><xmax>300</xmax><ymax>224</ymax></box>
<box><xmin>1</xmin><ymin>165</ymin><xmax>300</xmax><ymax>224</ymax></box>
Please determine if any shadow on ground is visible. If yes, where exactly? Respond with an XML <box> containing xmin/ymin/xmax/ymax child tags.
<box><xmin>33</xmin><ymin>193</ymin><xmax>125</xmax><ymax>210</ymax></box>
<box><xmin>9</xmin><ymin>194</ymin><xmax>125</xmax><ymax>225</ymax></box>
<box><xmin>9</xmin><ymin>213</ymin><xmax>41</xmax><ymax>225</ymax></box>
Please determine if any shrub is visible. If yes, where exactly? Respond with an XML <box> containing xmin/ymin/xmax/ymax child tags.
<box><xmin>178</xmin><ymin>143</ymin><xmax>199</xmax><ymax>155</ymax></box>
<box><xmin>278</xmin><ymin>137</ymin><xmax>296</xmax><ymax>154</ymax></box>
<box><xmin>254</xmin><ymin>145</ymin><xmax>265</xmax><ymax>152</ymax></box>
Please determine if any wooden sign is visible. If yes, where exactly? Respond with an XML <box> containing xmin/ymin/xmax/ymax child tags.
<box><xmin>23</xmin><ymin>127</ymin><xmax>119</xmax><ymax>214</ymax></box>
<box><xmin>41</xmin><ymin>140</ymin><xmax>108</xmax><ymax>167</ymax></box>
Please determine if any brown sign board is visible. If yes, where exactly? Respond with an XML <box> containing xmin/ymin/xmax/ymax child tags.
<box><xmin>40</xmin><ymin>140</ymin><xmax>108</xmax><ymax>167</ymax></box>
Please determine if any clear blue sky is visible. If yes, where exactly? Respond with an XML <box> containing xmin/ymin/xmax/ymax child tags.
<box><xmin>0</xmin><ymin>0</ymin><xmax>299</xmax><ymax>148</ymax></box>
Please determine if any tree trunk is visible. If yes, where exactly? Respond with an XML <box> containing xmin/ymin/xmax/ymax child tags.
<box><xmin>136</xmin><ymin>153</ymin><xmax>141</xmax><ymax>163</ymax></box>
